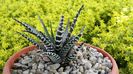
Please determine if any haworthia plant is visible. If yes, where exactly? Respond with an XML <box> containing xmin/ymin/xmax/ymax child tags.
<box><xmin>14</xmin><ymin>5</ymin><xmax>85</xmax><ymax>63</ymax></box>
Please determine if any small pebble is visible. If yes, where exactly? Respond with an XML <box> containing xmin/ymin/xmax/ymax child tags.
<box><xmin>38</xmin><ymin>62</ymin><xmax>44</xmax><ymax>69</ymax></box>
<box><xmin>58</xmin><ymin>67</ymin><xmax>64</xmax><ymax>72</ymax></box>
<box><xmin>79</xmin><ymin>66</ymin><xmax>84</xmax><ymax>72</ymax></box>
<box><xmin>101</xmin><ymin>70</ymin><xmax>105</xmax><ymax>74</ymax></box>
<box><xmin>48</xmin><ymin>63</ymin><xmax>60</xmax><ymax>70</ymax></box>
<box><xmin>23</xmin><ymin>70</ymin><xmax>29</xmax><ymax>74</ymax></box>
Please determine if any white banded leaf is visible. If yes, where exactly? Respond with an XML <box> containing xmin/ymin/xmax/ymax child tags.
<box><xmin>43</xmin><ymin>52</ymin><xmax>61</xmax><ymax>63</ymax></box>
<box><xmin>55</xmin><ymin>16</ymin><xmax>64</xmax><ymax>50</ymax></box>
<box><xmin>68</xmin><ymin>5</ymin><xmax>84</xmax><ymax>38</ymax></box>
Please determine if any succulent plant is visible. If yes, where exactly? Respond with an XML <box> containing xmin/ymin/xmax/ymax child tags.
<box><xmin>13</xmin><ymin>5</ymin><xmax>85</xmax><ymax>64</ymax></box>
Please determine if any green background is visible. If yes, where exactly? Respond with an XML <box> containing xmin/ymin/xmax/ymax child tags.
<box><xmin>0</xmin><ymin>0</ymin><xmax>133</xmax><ymax>74</ymax></box>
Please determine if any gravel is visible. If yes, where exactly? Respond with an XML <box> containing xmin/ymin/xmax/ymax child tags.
<box><xmin>11</xmin><ymin>46</ymin><xmax>112</xmax><ymax>74</ymax></box>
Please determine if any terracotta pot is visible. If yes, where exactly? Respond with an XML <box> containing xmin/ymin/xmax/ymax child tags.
<box><xmin>3</xmin><ymin>44</ymin><xmax>119</xmax><ymax>74</ymax></box>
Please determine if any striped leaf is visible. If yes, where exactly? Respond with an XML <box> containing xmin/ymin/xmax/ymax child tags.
<box><xmin>65</xmin><ymin>53</ymin><xmax>76</xmax><ymax>63</ymax></box>
<box><xmin>43</xmin><ymin>52</ymin><xmax>61</xmax><ymax>63</ymax></box>
<box><xmin>60</xmin><ymin>25</ymin><xmax>85</xmax><ymax>59</ymax></box>
<box><xmin>38</xmin><ymin>16</ymin><xmax>55</xmax><ymax>50</ymax></box>
<box><xmin>38</xmin><ymin>31</ymin><xmax>54</xmax><ymax>52</ymax></box>
<box><xmin>13</xmin><ymin>18</ymin><xmax>53</xmax><ymax>51</ymax></box>
<box><xmin>68</xmin><ymin>5</ymin><xmax>84</xmax><ymax>38</ymax></box>
<box><xmin>13</xmin><ymin>18</ymin><xmax>39</xmax><ymax>34</ymax></box>
<box><xmin>74</xmin><ymin>25</ymin><xmax>85</xmax><ymax>42</ymax></box>
<box><xmin>38</xmin><ymin>31</ymin><xmax>51</xmax><ymax>45</ymax></box>
<box><xmin>17</xmin><ymin>32</ymin><xmax>42</xmax><ymax>49</ymax></box>
<box><xmin>49</xmin><ymin>21</ymin><xmax>55</xmax><ymax>45</ymax></box>
<box><xmin>23</xmin><ymin>30</ymin><xmax>52</xmax><ymax>49</ymax></box>
<box><xmin>64</xmin><ymin>43</ymin><xmax>84</xmax><ymax>63</ymax></box>
<box><xmin>59</xmin><ymin>36</ymin><xmax>75</xmax><ymax>58</ymax></box>
<box><xmin>62</xmin><ymin>19</ymin><xmax>70</xmax><ymax>46</ymax></box>
<box><xmin>38</xmin><ymin>16</ymin><xmax>53</xmax><ymax>44</ymax></box>
<box><xmin>23</xmin><ymin>30</ymin><xmax>42</xmax><ymax>40</ymax></box>
<box><xmin>55</xmin><ymin>16</ymin><xmax>64</xmax><ymax>50</ymax></box>
<box><xmin>13</xmin><ymin>18</ymin><xmax>45</xmax><ymax>42</ymax></box>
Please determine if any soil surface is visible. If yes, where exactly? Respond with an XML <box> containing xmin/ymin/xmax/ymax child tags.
<box><xmin>11</xmin><ymin>45</ymin><xmax>112</xmax><ymax>74</ymax></box>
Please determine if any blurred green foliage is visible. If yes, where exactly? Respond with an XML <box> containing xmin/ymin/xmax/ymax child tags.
<box><xmin>0</xmin><ymin>0</ymin><xmax>133</xmax><ymax>73</ymax></box>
